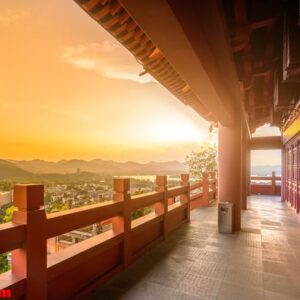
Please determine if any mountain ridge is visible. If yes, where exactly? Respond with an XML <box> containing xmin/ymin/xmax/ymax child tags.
<box><xmin>7</xmin><ymin>158</ymin><xmax>188</xmax><ymax>175</ymax></box>
<box><xmin>1</xmin><ymin>159</ymin><xmax>282</xmax><ymax>178</ymax></box>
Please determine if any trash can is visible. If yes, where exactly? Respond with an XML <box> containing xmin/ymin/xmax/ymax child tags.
<box><xmin>218</xmin><ymin>202</ymin><xmax>233</xmax><ymax>233</ymax></box>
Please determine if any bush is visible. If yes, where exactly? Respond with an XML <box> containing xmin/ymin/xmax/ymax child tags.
<box><xmin>185</xmin><ymin>144</ymin><xmax>217</xmax><ymax>180</ymax></box>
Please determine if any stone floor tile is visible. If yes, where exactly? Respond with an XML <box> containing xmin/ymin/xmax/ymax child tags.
<box><xmin>263</xmin><ymin>273</ymin><xmax>300</xmax><ymax>298</ymax></box>
<box><xmin>223</xmin><ymin>265</ymin><xmax>263</xmax><ymax>289</ymax></box>
<box><xmin>178</xmin><ymin>272</ymin><xmax>221</xmax><ymax>299</ymax></box>
<box><xmin>262</xmin><ymin>260</ymin><xmax>300</xmax><ymax>277</ymax></box>
<box><xmin>88</xmin><ymin>196</ymin><xmax>300</xmax><ymax>300</ymax></box>
<box><xmin>217</xmin><ymin>282</ymin><xmax>264</xmax><ymax>300</ymax></box>
<box><xmin>188</xmin><ymin>259</ymin><xmax>227</xmax><ymax>280</ymax></box>
<box><xmin>264</xmin><ymin>290</ymin><xmax>300</xmax><ymax>300</ymax></box>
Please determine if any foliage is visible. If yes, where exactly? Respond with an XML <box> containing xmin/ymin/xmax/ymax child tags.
<box><xmin>46</xmin><ymin>202</ymin><xmax>67</xmax><ymax>214</ymax></box>
<box><xmin>0</xmin><ymin>182</ymin><xmax>13</xmax><ymax>191</ymax></box>
<box><xmin>0</xmin><ymin>253</ymin><xmax>9</xmax><ymax>273</ymax></box>
<box><xmin>3</xmin><ymin>206</ymin><xmax>16</xmax><ymax>223</ymax></box>
<box><xmin>0</xmin><ymin>203</ymin><xmax>13</xmax><ymax>224</ymax></box>
<box><xmin>131</xmin><ymin>206</ymin><xmax>153</xmax><ymax>220</ymax></box>
<box><xmin>131</xmin><ymin>189</ymin><xmax>154</xmax><ymax>220</ymax></box>
<box><xmin>0</xmin><ymin>205</ymin><xmax>14</xmax><ymax>273</ymax></box>
<box><xmin>185</xmin><ymin>144</ymin><xmax>217</xmax><ymax>180</ymax></box>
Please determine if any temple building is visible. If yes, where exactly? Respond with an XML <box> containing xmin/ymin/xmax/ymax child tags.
<box><xmin>1</xmin><ymin>1</ymin><xmax>300</xmax><ymax>299</ymax></box>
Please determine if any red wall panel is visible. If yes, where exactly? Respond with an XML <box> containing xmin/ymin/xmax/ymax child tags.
<box><xmin>284</xmin><ymin>133</ymin><xmax>300</xmax><ymax>214</ymax></box>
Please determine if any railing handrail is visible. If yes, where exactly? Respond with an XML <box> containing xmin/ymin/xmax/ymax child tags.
<box><xmin>47</xmin><ymin>200</ymin><xmax>124</xmax><ymax>239</ymax></box>
<box><xmin>0</xmin><ymin>172</ymin><xmax>217</xmax><ymax>299</ymax></box>
<box><xmin>0</xmin><ymin>223</ymin><xmax>25</xmax><ymax>254</ymax></box>
<box><xmin>251</xmin><ymin>176</ymin><xmax>281</xmax><ymax>180</ymax></box>
<box><xmin>250</xmin><ymin>171</ymin><xmax>281</xmax><ymax>196</ymax></box>
<box><xmin>130</xmin><ymin>191</ymin><xmax>164</xmax><ymax>211</ymax></box>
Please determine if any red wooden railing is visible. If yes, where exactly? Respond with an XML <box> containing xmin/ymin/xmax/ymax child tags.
<box><xmin>0</xmin><ymin>173</ymin><xmax>216</xmax><ymax>300</ymax></box>
<box><xmin>250</xmin><ymin>171</ymin><xmax>281</xmax><ymax>196</ymax></box>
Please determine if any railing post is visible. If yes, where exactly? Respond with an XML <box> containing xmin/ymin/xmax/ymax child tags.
<box><xmin>271</xmin><ymin>171</ymin><xmax>276</xmax><ymax>195</ymax></box>
<box><xmin>155</xmin><ymin>176</ymin><xmax>168</xmax><ymax>239</ymax></box>
<box><xmin>180</xmin><ymin>174</ymin><xmax>190</xmax><ymax>222</ymax></box>
<box><xmin>12</xmin><ymin>184</ymin><xmax>47</xmax><ymax>300</ymax></box>
<box><xmin>209</xmin><ymin>172</ymin><xmax>217</xmax><ymax>200</ymax></box>
<box><xmin>202</xmin><ymin>172</ymin><xmax>209</xmax><ymax>206</ymax></box>
<box><xmin>112</xmin><ymin>178</ymin><xmax>131</xmax><ymax>267</ymax></box>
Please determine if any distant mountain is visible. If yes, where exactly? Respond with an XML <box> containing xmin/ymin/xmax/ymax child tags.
<box><xmin>251</xmin><ymin>165</ymin><xmax>281</xmax><ymax>176</ymax></box>
<box><xmin>0</xmin><ymin>159</ymin><xmax>32</xmax><ymax>179</ymax></box>
<box><xmin>9</xmin><ymin>159</ymin><xmax>188</xmax><ymax>176</ymax></box>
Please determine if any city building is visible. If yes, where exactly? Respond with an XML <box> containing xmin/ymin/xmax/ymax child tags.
<box><xmin>0</xmin><ymin>191</ymin><xmax>12</xmax><ymax>206</ymax></box>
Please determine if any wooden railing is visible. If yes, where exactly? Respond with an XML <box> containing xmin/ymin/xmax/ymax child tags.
<box><xmin>0</xmin><ymin>173</ymin><xmax>216</xmax><ymax>300</ymax></box>
<box><xmin>250</xmin><ymin>171</ymin><xmax>281</xmax><ymax>196</ymax></box>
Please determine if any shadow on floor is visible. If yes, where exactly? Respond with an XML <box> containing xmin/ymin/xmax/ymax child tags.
<box><xmin>88</xmin><ymin>196</ymin><xmax>300</xmax><ymax>300</ymax></box>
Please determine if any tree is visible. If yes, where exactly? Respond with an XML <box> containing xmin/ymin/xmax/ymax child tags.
<box><xmin>131</xmin><ymin>189</ymin><xmax>153</xmax><ymax>220</ymax></box>
<box><xmin>47</xmin><ymin>202</ymin><xmax>67</xmax><ymax>214</ymax></box>
<box><xmin>0</xmin><ymin>253</ymin><xmax>9</xmax><ymax>273</ymax></box>
<box><xmin>0</xmin><ymin>203</ymin><xmax>12</xmax><ymax>224</ymax></box>
<box><xmin>185</xmin><ymin>144</ymin><xmax>217</xmax><ymax>180</ymax></box>
<box><xmin>3</xmin><ymin>206</ymin><xmax>16</xmax><ymax>223</ymax></box>
<box><xmin>0</xmin><ymin>205</ymin><xmax>15</xmax><ymax>273</ymax></box>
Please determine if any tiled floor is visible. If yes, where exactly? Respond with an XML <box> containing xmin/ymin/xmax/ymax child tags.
<box><xmin>89</xmin><ymin>196</ymin><xmax>300</xmax><ymax>300</ymax></box>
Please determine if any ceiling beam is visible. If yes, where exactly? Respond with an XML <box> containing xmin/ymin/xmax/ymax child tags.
<box><xmin>120</xmin><ymin>0</ymin><xmax>240</xmax><ymax>126</ymax></box>
<box><xmin>250</xmin><ymin>136</ymin><xmax>282</xmax><ymax>150</ymax></box>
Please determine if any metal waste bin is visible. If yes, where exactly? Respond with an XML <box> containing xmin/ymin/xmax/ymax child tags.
<box><xmin>218</xmin><ymin>202</ymin><xmax>233</xmax><ymax>233</ymax></box>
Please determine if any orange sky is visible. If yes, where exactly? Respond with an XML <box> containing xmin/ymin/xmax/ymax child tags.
<box><xmin>0</xmin><ymin>1</ymin><xmax>281</xmax><ymax>165</ymax></box>
<box><xmin>0</xmin><ymin>0</ymin><xmax>215</xmax><ymax>163</ymax></box>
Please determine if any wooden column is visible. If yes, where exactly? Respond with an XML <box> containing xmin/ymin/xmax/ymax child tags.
<box><xmin>112</xmin><ymin>178</ymin><xmax>131</xmax><ymax>266</ymax></box>
<box><xmin>180</xmin><ymin>174</ymin><xmax>190</xmax><ymax>221</ymax></box>
<box><xmin>12</xmin><ymin>184</ymin><xmax>47</xmax><ymax>300</ymax></box>
<box><xmin>155</xmin><ymin>176</ymin><xmax>168</xmax><ymax>238</ymax></box>
<box><xmin>218</xmin><ymin>122</ymin><xmax>242</xmax><ymax>231</ymax></box>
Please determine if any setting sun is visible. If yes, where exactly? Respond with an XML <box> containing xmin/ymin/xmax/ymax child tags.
<box><xmin>0</xmin><ymin>0</ymin><xmax>210</xmax><ymax>162</ymax></box>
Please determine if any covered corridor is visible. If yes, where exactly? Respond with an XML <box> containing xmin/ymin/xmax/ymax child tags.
<box><xmin>89</xmin><ymin>196</ymin><xmax>300</xmax><ymax>300</ymax></box>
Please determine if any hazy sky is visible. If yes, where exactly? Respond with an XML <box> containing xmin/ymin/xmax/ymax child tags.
<box><xmin>0</xmin><ymin>0</ymin><xmax>214</xmax><ymax>163</ymax></box>
<box><xmin>0</xmin><ymin>1</ymin><xmax>280</xmax><ymax>165</ymax></box>
<box><xmin>251</xmin><ymin>126</ymin><xmax>281</xmax><ymax>166</ymax></box>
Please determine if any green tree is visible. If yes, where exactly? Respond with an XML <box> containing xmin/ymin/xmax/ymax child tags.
<box><xmin>47</xmin><ymin>202</ymin><xmax>67</xmax><ymax>213</ymax></box>
<box><xmin>0</xmin><ymin>205</ymin><xmax>15</xmax><ymax>273</ymax></box>
<box><xmin>185</xmin><ymin>144</ymin><xmax>217</xmax><ymax>180</ymax></box>
<box><xmin>131</xmin><ymin>189</ymin><xmax>154</xmax><ymax>220</ymax></box>
<box><xmin>0</xmin><ymin>253</ymin><xmax>9</xmax><ymax>273</ymax></box>
<box><xmin>0</xmin><ymin>203</ymin><xmax>12</xmax><ymax>223</ymax></box>
<box><xmin>3</xmin><ymin>206</ymin><xmax>16</xmax><ymax>223</ymax></box>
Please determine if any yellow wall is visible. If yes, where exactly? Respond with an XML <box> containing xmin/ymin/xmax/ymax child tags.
<box><xmin>283</xmin><ymin>114</ymin><xmax>300</xmax><ymax>144</ymax></box>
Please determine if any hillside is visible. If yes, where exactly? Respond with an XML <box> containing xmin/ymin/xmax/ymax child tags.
<box><xmin>0</xmin><ymin>159</ymin><xmax>32</xmax><ymax>179</ymax></box>
<box><xmin>9</xmin><ymin>159</ymin><xmax>188</xmax><ymax>176</ymax></box>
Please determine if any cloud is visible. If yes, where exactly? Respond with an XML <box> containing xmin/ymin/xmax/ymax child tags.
<box><xmin>61</xmin><ymin>41</ymin><xmax>156</xmax><ymax>84</ymax></box>
<box><xmin>0</xmin><ymin>9</ymin><xmax>31</xmax><ymax>26</ymax></box>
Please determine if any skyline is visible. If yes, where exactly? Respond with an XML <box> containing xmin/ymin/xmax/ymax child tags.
<box><xmin>0</xmin><ymin>1</ymin><xmax>280</xmax><ymax>165</ymax></box>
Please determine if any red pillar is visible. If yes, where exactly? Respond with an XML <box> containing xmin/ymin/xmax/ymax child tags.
<box><xmin>12</xmin><ymin>184</ymin><xmax>47</xmax><ymax>300</ymax></box>
<box><xmin>155</xmin><ymin>176</ymin><xmax>168</xmax><ymax>238</ymax></box>
<box><xmin>112</xmin><ymin>178</ymin><xmax>131</xmax><ymax>266</ymax></box>
<box><xmin>218</xmin><ymin>122</ymin><xmax>242</xmax><ymax>231</ymax></box>
<box><xmin>180</xmin><ymin>174</ymin><xmax>190</xmax><ymax>221</ymax></box>
<box><xmin>271</xmin><ymin>171</ymin><xmax>276</xmax><ymax>195</ymax></box>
